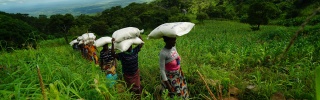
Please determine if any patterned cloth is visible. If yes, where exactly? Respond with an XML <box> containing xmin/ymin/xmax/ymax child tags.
<box><xmin>100</xmin><ymin>48</ymin><xmax>114</xmax><ymax>65</ymax></box>
<box><xmin>87</xmin><ymin>45</ymin><xmax>99</xmax><ymax>64</ymax></box>
<box><xmin>161</xmin><ymin>68</ymin><xmax>189</xmax><ymax>99</ymax></box>
<box><xmin>100</xmin><ymin>48</ymin><xmax>116</xmax><ymax>74</ymax></box>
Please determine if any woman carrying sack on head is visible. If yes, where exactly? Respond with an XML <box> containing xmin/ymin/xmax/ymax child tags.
<box><xmin>86</xmin><ymin>42</ymin><xmax>99</xmax><ymax>64</ymax></box>
<box><xmin>159</xmin><ymin>36</ymin><xmax>189</xmax><ymax>99</ymax></box>
<box><xmin>99</xmin><ymin>43</ymin><xmax>117</xmax><ymax>87</ymax></box>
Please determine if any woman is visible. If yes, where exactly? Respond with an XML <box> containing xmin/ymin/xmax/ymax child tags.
<box><xmin>111</xmin><ymin>36</ymin><xmax>144</xmax><ymax>99</ymax></box>
<box><xmin>86</xmin><ymin>42</ymin><xmax>99</xmax><ymax>64</ymax></box>
<box><xmin>159</xmin><ymin>36</ymin><xmax>189</xmax><ymax>99</ymax></box>
<box><xmin>99</xmin><ymin>44</ymin><xmax>117</xmax><ymax>87</ymax></box>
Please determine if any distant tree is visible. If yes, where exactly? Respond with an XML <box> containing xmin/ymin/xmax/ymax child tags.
<box><xmin>246</xmin><ymin>2</ymin><xmax>280</xmax><ymax>30</ymax></box>
<box><xmin>0</xmin><ymin>14</ymin><xmax>38</xmax><ymax>50</ymax></box>
<box><xmin>74</xmin><ymin>14</ymin><xmax>94</xmax><ymax>28</ymax></box>
<box><xmin>89</xmin><ymin>21</ymin><xmax>108</xmax><ymax>36</ymax></box>
<box><xmin>34</xmin><ymin>15</ymin><xmax>49</xmax><ymax>34</ymax></box>
<box><xmin>205</xmin><ymin>4</ymin><xmax>225</xmax><ymax>18</ymax></box>
<box><xmin>48</xmin><ymin>14</ymin><xmax>74</xmax><ymax>43</ymax></box>
<box><xmin>196</xmin><ymin>12</ymin><xmax>209</xmax><ymax>23</ymax></box>
<box><xmin>69</xmin><ymin>25</ymin><xmax>90</xmax><ymax>37</ymax></box>
<box><xmin>140</xmin><ymin>9</ymin><xmax>170</xmax><ymax>29</ymax></box>
<box><xmin>169</xmin><ymin>14</ymin><xmax>191</xmax><ymax>22</ymax></box>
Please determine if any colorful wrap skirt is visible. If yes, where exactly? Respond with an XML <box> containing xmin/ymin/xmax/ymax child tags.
<box><xmin>161</xmin><ymin>68</ymin><xmax>189</xmax><ymax>99</ymax></box>
<box><xmin>101</xmin><ymin>60</ymin><xmax>116</xmax><ymax>75</ymax></box>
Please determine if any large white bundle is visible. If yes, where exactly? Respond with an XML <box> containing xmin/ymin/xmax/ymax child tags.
<box><xmin>69</xmin><ymin>39</ymin><xmax>79</xmax><ymax>46</ymax></box>
<box><xmin>115</xmin><ymin>37</ymin><xmax>144</xmax><ymax>52</ymax></box>
<box><xmin>77</xmin><ymin>36</ymin><xmax>83</xmax><ymax>41</ymax></box>
<box><xmin>112</xmin><ymin>27</ymin><xmax>144</xmax><ymax>42</ymax></box>
<box><xmin>148</xmin><ymin>22</ymin><xmax>195</xmax><ymax>39</ymax></box>
<box><xmin>82</xmin><ymin>33</ymin><xmax>89</xmax><ymax>40</ymax></box>
<box><xmin>79</xmin><ymin>40</ymin><xmax>84</xmax><ymax>45</ymax></box>
<box><xmin>94</xmin><ymin>36</ymin><xmax>112</xmax><ymax>47</ymax></box>
<box><xmin>88</xmin><ymin>33</ymin><xmax>96</xmax><ymax>40</ymax></box>
<box><xmin>82</xmin><ymin>33</ymin><xmax>96</xmax><ymax>40</ymax></box>
<box><xmin>84</xmin><ymin>39</ymin><xmax>95</xmax><ymax>45</ymax></box>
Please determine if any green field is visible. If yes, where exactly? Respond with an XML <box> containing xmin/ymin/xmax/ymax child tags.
<box><xmin>0</xmin><ymin>20</ymin><xmax>318</xmax><ymax>99</ymax></box>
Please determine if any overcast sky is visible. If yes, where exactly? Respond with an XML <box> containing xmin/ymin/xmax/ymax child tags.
<box><xmin>1</xmin><ymin>0</ymin><xmax>98</xmax><ymax>8</ymax></box>
<box><xmin>0</xmin><ymin>0</ymin><xmax>152</xmax><ymax>16</ymax></box>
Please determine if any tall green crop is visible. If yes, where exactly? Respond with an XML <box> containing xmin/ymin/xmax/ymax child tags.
<box><xmin>316</xmin><ymin>67</ymin><xmax>320</xmax><ymax>100</ymax></box>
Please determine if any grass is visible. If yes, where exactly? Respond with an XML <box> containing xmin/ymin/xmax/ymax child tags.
<box><xmin>0</xmin><ymin>20</ymin><xmax>318</xmax><ymax>99</ymax></box>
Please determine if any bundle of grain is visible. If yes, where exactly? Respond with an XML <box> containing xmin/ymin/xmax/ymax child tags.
<box><xmin>148</xmin><ymin>22</ymin><xmax>195</xmax><ymax>39</ymax></box>
<box><xmin>94</xmin><ymin>36</ymin><xmax>112</xmax><ymax>47</ymax></box>
<box><xmin>112</xmin><ymin>27</ymin><xmax>143</xmax><ymax>42</ymax></box>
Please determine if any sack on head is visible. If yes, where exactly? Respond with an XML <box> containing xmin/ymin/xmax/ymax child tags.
<box><xmin>69</xmin><ymin>39</ymin><xmax>79</xmax><ymax>46</ymax></box>
<box><xmin>82</xmin><ymin>33</ymin><xmax>96</xmax><ymax>40</ymax></box>
<box><xmin>112</xmin><ymin>27</ymin><xmax>143</xmax><ymax>42</ymax></box>
<box><xmin>148</xmin><ymin>22</ymin><xmax>195</xmax><ymax>39</ymax></box>
<box><xmin>94</xmin><ymin>36</ymin><xmax>112</xmax><ymax>47</ymax></box>
<box><xmin>84</xmin><ymin>39</ymin><xmax>95</xmax><ymax>45</ymax></box>
<box><xmin>115</xmin><ymin>37</ymin><xmax>144</xmax><ymax>52</ymax></box>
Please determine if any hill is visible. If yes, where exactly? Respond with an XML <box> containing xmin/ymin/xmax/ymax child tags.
<box><xmin>0</xmin><ymin>20</ymin><xmax>318</xmax><ymax>99</ymax></box>
<box><xmin>0</xmin><ymin>0</ymin><xmax>154</xmax><ymax>16</ymax></box>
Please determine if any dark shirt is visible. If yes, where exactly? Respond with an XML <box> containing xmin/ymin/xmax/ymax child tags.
<box><xmin>117</xmin><ymin>46</ymin><xmax>141</xmax><ymax>75</ymax></box>
<box><xmin>100</xmin><ymin>48</ymin><xmax>114</xmax><ymax>65</ymax></box>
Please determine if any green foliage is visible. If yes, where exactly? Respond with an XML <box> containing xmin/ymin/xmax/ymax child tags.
<box><xmin>258</xmin><ymin>28</ymin><xmax>292</xmax><ymax>42</ymax></box>
<box><xmin>0</xmin><ymin>20</ymin><xmax>319</xmax><ymax>99</ymax></box>
<box><xmin>271</xmin><ymin>15</ymin><xmax>320</xmax><ymax>27</ymax></box>
<box><xmin>246</xmin><ymin>2</ymin><xmax>280</xmax><ymax>30</ymax></box>
<box><xmin>317</xmin><ymin>67</ymin><xmax>320</xmax><ymax>100</ymax></box>
<box><xmin>89</xmin><ymin>21</ymin><xmax>108</xmax><ymax>36</ymax></box>
<box><xmin>196</xmin><ymin>12</ymin><xmax>209</xmax><ymax>23</ymax></box>
<box><xmin>168</xmin><ymin>14</ymin><xmax>191</xmax><ymax>22</ymax></box>
<box><xmin>0</xmin><ymin>14</ymin><xmax>39</xmax><ymax>50</ymax></box>
<box><xmin>68</xmin><ymin>25</ymin><xmax>90</xmax><ymax>36</ymax></box>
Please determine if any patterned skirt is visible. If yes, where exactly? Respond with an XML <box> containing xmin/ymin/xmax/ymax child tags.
<box><xmin>101</xmin><ymin>60</ymin><xmax>116</xmax><ymax>75</ymax></box>
<box><xmin>161</xmin><ymin>68</ymin><xmax>189</xmax><ymax>99</ymax></box>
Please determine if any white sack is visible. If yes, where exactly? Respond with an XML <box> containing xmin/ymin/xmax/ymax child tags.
<box><xmin>77</xmin><ymin>36</ymin><xmax>83</xmax><ymax>41</ymax></box>
<box><xmin>94</xmin><ymin>36</ymin><xmax>112</xmax><ymax>47</ymax></box>
<box><xmin>69</xmin><ymin>39</ymin><xmax>79</xmax><ymax>46</ymax></box>
<box><xmin>115</xmin><ymin>37</ymin><xmax>144</xmax><ymax>52</ymax></box>
<box><xmin>82</xmin><ymin>33</ymin><xmax>89</xmax><ymax>40</ymax></box>
<box><xmin>84</xmin><ymin>39</ymin><xmax>95</xmax><ymax>45</ymax></box>
<box><xmin>88</xmin><ymin>33</ymin><xmax>96</xmax><ymax>40</ymax></box>
<box><xmin>148</xmin><ymin>22</ymin><xmax>195</xmax><ymax>39</ymax></box>
<box><xmin>112</xmin><ymin>27</ymin><xmax>143</xmax><ymax>42</ymax></box>
<box><xmin>79</xmin><ymin>40</ymin><xmax>84</xmax><ymax>45</ymax></box>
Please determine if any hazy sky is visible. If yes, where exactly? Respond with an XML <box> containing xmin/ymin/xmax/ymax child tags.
<box><xmin>0</xmin><ymin>0</ymin><xmax>152</xmax><ymax>16</ymax></box>
<box><xmin>0</xmin><ymin>0</ymin><xmax>102</xmax><ymax>9</ymax></box>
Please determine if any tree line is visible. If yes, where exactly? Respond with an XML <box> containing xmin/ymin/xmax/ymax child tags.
<box><xmin>0</xmin><ymin>0</ymin><xmax>319</xmax><ymax>51</ymax></box>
